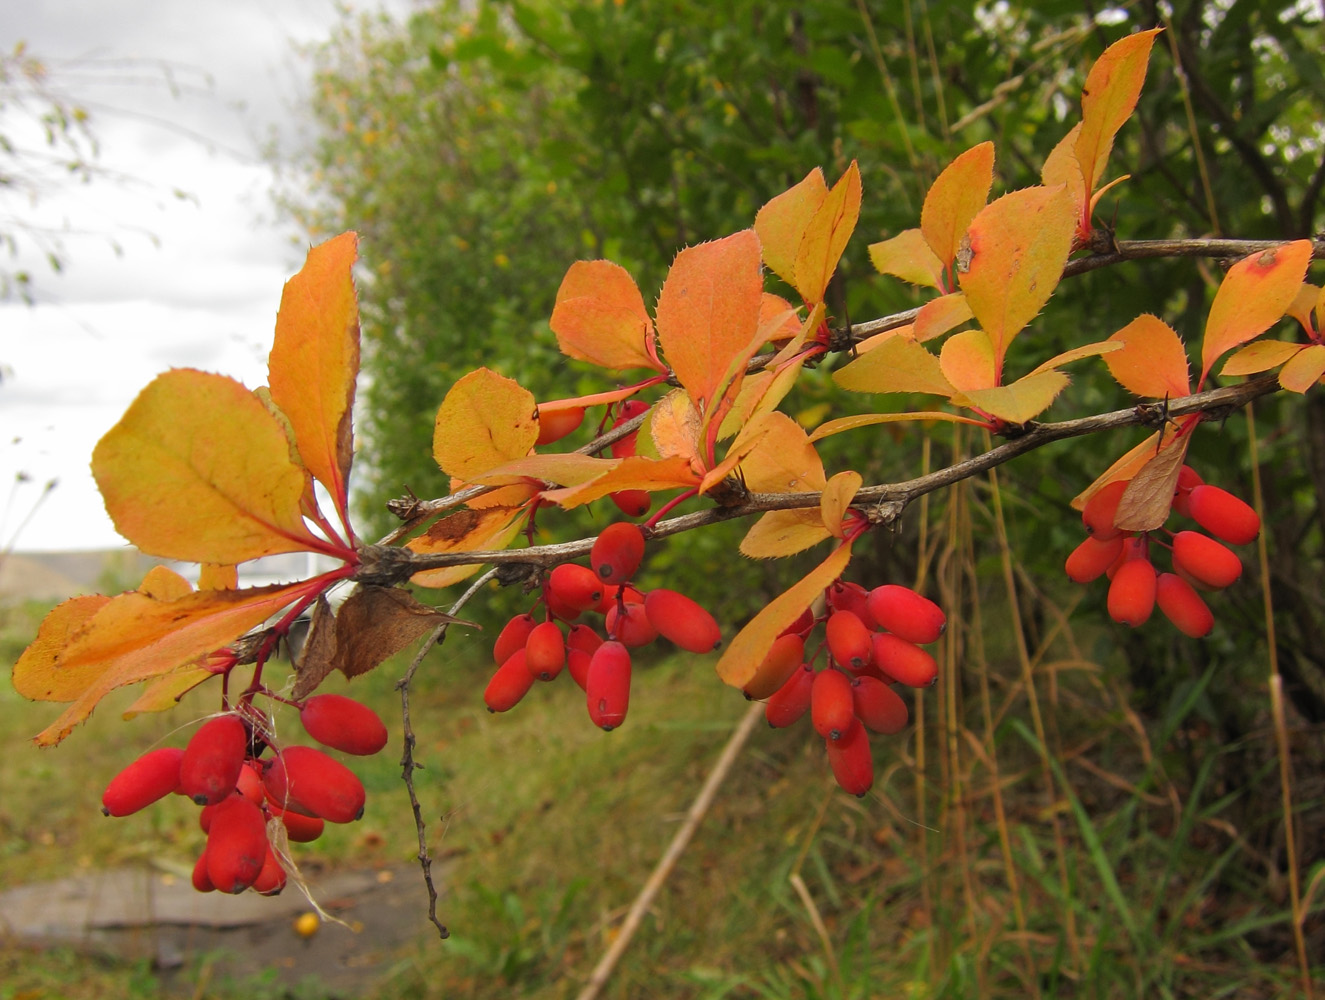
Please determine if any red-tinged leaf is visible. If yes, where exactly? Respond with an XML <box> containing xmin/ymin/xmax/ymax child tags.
<box><xmin>122</xmin><ymin>667</ymin><xmax>212</xmax><ymax>718</ymax></box>
<box><xmin>834</xmin><ymin>334</ymin><xmax>954</xmax><ymax>397</ymax></box>
<box><xmin>770</xmin><ymin>301</ymin><xmax>826</xmax><ymax>367</ymax></box>
<box><xmin>650</xmin><ymin>389</ymin><xmax>703</xmax><ymax>464</ymax></box>
<box><xmin>716</xmin><ymin>541</ymin><xmax>853</xmax><ymax>689</ymax></box>
<box><xmin>740</xmin><ymin>510</ymin><xmax>832</xmax><ymax>558</ymax></box>
<box><xmin>540</xmin><ymin>455</ymin><xmax>700</xmax><ymax>509</ymax></box>
<box><xmin>760</xmin><ymin>293</ymin><xmax>804</xmax><ymax>341</ymax></box>
<box><xmin>433</xmin><ymin>367</ymin><xmax>539</xmax><ymax>480</ymax></box>
<box><xmin>808</xmin><ymin>410</ymin><xmax>988</xmax><ymax>442</ymax></box>
<box><xmin>914</xmin><ymin>293</ymin><xmax>972</xmax><ymax>343</ymax></box>
<box><xmin>26</xmin><ymin>581</ymin><xmax>312</xmax><ymax>746</ymax></box>
<box><xmin>869</xmin><ymin>229</ymin><xmax>944</xmax><ymax>289</ymax></box>
<box><xmin>408</xmin><ymin>506</ymin><xmax>529</xmax><ymax>589</ymax></box>
<box><xmin>471</xmin><ymin>452</ymin><xmax>618</xmax><ymax>487</ymax></box>
<box><xmin>1071</xmin><ymin>429</ymin><xmax>1165</xmax><ymax>510</ymax></box>
<box><xmin>1076</xmin><ymin>29</ymin><xmax>1162</xmax><ymax>201</ymax></box>
<box><xmin>656</xmin><ymin>230</ymin><xmax>763</xmax><ymax>415</ymax></box>
<box><xmin>921</xmin><ymin>142</ymin><xmax>995</xmax><ymax>269</ymax></box>
<box><xmin>700</xmin><ymin>411</ymin><xmax>776</xmax><ymax>494</ymax></box>
<box><xmin>755</xmin><ymin>167</ymin><xmax>828</xmax><ymax>288</ymax></box>
<box><xmin>958</xmin><ymin>370</ymin><xmax>1069</xmax><ymax>424</ymax></box>
<box><xmin>1222</xmin><ymin>340</ymin><xmax>1303</xmax><ymax>377</ymax></box>
<box><xmin>1201</xmin><ymin>240</ymin><xmax>1314</xmax><ymax>382</ymax></box>
<box><xmin>92</xmin><ymin>369</ymin><xmax>324</xmax><ymax>564</ymax></box>
<box><xmin>735</xmin><ymin>412</ymin><xmax>826</xmax><ymax>494</ymax></box>
<box><xmin>794</xmin><ymin>161</ymin><xmax>861</xmax><ymax>304</ymax></box>
<box><xmin>12</xmin><ymin>595</ymin><xmax>111</xmax><ymax>701</ymax></box>
<box><xmin>1104</xmin><ymin>315</ymin><xmax>1191</xmax><ymax>397</ymax></box>
<box><xmin>1115</xmin><ymin>432</ymin><xmax>1192</xmax><ymax>531</ymax></box>
<box><xmin>939</xmin><ymin>329</ymin><xmax>996</xmax><ymax>392</ymax></box>
<box><xmin>1279</xmin><ymin>344</ymin><xmax>1325</xmax><ymax>393</ymax></box>
<box><xmin>1287</xmin><ymin>283</ymin><xmax>1321</xmax><ymax>336</ymax></box>
<box><xmin>702</xmin><ymin>298</ymin><xmax>804</xmax><ymax>449</ymax></box>
<box><xmin>1041</xmin><ymin>123</ymin><xmax>1087</xmax><ymax>219</ymax></box>
<box><xmin>1026</xmin><ymin>340</ymin><xmax>1124</xmax><ymax>377</ymax></box>
<box><xmin>958</xmin><ymin>185</ymin><xmax>1076</xmax><ymax>369</ymax></box>
<box><xmin>549</xmin><ymin>260</ymin><xmax>662</xmax><ymax>372</ymax></box>
<box><xmin>535</xmin><ymin>384</ymin><xmax>648</xmax><ymax>415</ymax></box>
<box><xmin>820</xmin><ymin>471</ymin><xmax>861</xmax><ymax>538</ymax></box>
<box><xmin>267</xmin><ymin>232</ymin><xmax>360</xmax><ymax>520</ymax></box>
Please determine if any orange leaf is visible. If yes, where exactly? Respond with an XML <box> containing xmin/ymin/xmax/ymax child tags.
<box><xmin>820</xmin><ymin>471</ymin><xmax>862</xmax><ymax>538</ymax></box>
<box><xmin>834</xmin><ymin>334</ymin><xmax>954</xmax><ymax>397</ymax></box>
<box><xmin>755</xmin><ymin>167</ymin><xmax>828</xmax><ymax>289</ymax></box>
<box><xmin>958</xmin><ymin>370</ymin><xmax>1069</xmax><ymax>424</ymax></box>
<box><xmin>91</xmin><ymin>369</ymin><xmax>323</xmax><ymax>564</ymax></box>
<box><xmin>1287</xmin><ymin>282</ymin><xmax>1321</xmax><ymax>336</ymax></box>
<box><xmin>808</xmin><ymin>411</ymin><xmax>988</xmax><ymax>442</ymax></box>
<box><xmin>740</xmin><ymin>510</ymin><xmax>832</xmax><ymax>559</ymax></box>
<box><xmin>914</xmin><ymin>293</ymin><xmax>972</xmax><ymax>342</ymax></box>
<box><xmin>700</xmin><ymin>411</ymin><xmax>776</xmax><ymax>494</ymax></box>
<box><xmin>198</xmin><ymin>564</ymin><xmax>239</xmax><ymax>591</ymax></box>
<box><xmin>939</xmin><ymin>329</ymin><xmax>997</xmax><ymax>392</ymax></box>
<box><xmin>122</xmin><ymin>667</ymin><xmax>212</xmax><ymax>718</ymax></box>
<box><xmin>1075</xmin><ymin>29</ymin><xmax>1162</xmax><ymax>201</ymax></box>
<box><xmin>656</xmin><ymin>230</ymin><xmax>764</xmax><ymax>415</ymax></box>
<box><xmin>1201</xmin><ymin>240</ymin><xmax>1315</xmax><ymax>382</ymax></box>
<box><xmin>1026</xmin><ymin>340</ymin><xmax>1124</xmax><ymax>377</ymax></box>
<box><xmin>267</xmin><ymin>232</ymin><xmax>360</xmax><ymax>519</ymax></box>
<box><xmin>760</xmin><ymin>293</ymin><xmax>804</xmax><ymax>341</ymax></box>
<box><xmin>1222</xmin><ymin>340</ymin><xmax>1303</xmax><ymax>377</ymax></box>
<box><xmin>1104</xmin><ymin>315</ymin><xmax>1191</xmax><ymax>398</ymax></box>
<box><xmin>1041</xmin><ymin>123</ymin><xmax>1087</xmax><ymax>220</ymax></box>
<box><xmin>539</xmin><ymin>455</ymin><xmax>699</xmax><ymax>509</ymax></box>
<box><xmin>921</xmin><ymin>142</ymin><xmax>995</xmax><ymax>270</ymax></box>
<box><xmin>716</xmin><ymin>541</ymin><xmax>853</xmax><ymax>689</ymax></box>
<box><xmin>471</xmin><ymin>453</ymin><xmax>618</xmax><ymax>488</ymax></box>
<box><xmin>869</xmin><ymin>228</ymin><xmax>944</xmax><ymax>289</ymax></box>
<box><xmin>717</xmin><ymin>363</ymin><xmax>802</xmax><ymax>441</ymax></box>
<box><xmin>793</xmin><ymin>161</ymin><xmax>862</xmax><ymax>304</ymax></box>
<box><xmin>957</xmin><ymin>185</ymin><xmax>1076</xmax><ymax>370</ymax></box>
<box><xmin>549</xmin><ymin>260</ymin><xmax>662</xmax><ymax>371</ymax></box>
<box><xmin>408</xmin><ymin>506</ymin><xmax>529</xmax><ymax>589</ymax></box>
<box><xmin>1115</xmin><ymin>432</ymin><xmax>1192</xmax><ymax>532</ymax></box>
<box><xmin>650</xmin><ymin>389</ymin><xmax>703</xmax><ymax>465</ymax></box>
<box><xmin>432</xmin><ymin>367</ymin><xmax>539</xmax><ymax>480</ymax></box>
<box><xmin>11</xmin><ymin>595</ymin><xmax>111</xmax><ymax>701</ymax></box>
<box><xmin>1279</xmin><ymin>344</ymin><xmax>1325</xmax><ymax>393</ymax></box>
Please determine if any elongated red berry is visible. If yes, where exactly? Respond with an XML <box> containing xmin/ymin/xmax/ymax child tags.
<box><xmin>180</xmin><ymin>715</ymin><xmax>248</xmax><ymax>806</ymax></box>
<box><xmin>594</xmin><ymin>583</ymin><xmax>644</xmax><ymax>615</ymax></box>
<box><xmin>252</xmin><ymin>844</ymin><xmax>288</xmax><ymax>896</ymax></box>
<box><xmin>102</xmin><ymin>747</ymin><xmax>184</xmax><ymax>817</ymax></box>
<box><xmin>567</xmin><ymin>648</ymin><xmax>593</xmax><ymax>691</ymax></box>
<box><xmin>206</xmin><ymin>795</ymin><xmax>268</xmax><ymax>894</ymax></box>
<box><xmin>871</xmin><ymin>633</ymin><xmax>938</xmax><ymax>687</ymax></box>
<box><xmin>826</xmin><ymin>610</ymin><xmax>872</xmax><ymax>669</ymax></box>
<box><xmin>192</xmin><ymin>850</ymin><xmax>215</xmax><ymax>893</ymax></box>
<box><xmin>609</xmin><ymin>489</ymin><xmax>652</xmax><ymax>517</ymax></box>
<box><xmin>536</xmin><ymin>405</ymin><xmax>585</xmax><ymax>445</ymax></box>
<box><xmin>1172</xmin><ymin>530</ymin><xmax>1242</xmax><ymax>589</ymax></box>
<box><xmin>866</xmin><ymin>585</ymin><xmax>947</xmax><ymax>644</ymax></box>
<box><xmin>742</xmin><ymin>633</ymin><xmax>805</xmax><ymax>701</ymax></box>
<box><xmin>493</xmin><ymin>614</ymin><xmax>537</xmax><ymax>666</ymax></box>
<box><xmin>547</xmin><ymin>564</ymin><xmax>603</xmax><ymax>613</ymax></box>
<box><xmin>236</xmin><ymin>762</ymin><xmax>265</xmax><ymax>805</ymax></box>
<box><xmin>827</xmin><ymin>582</ymin><xmax>877</xmax><ymax>630</ymax></box>
<box><xmin>1171</xmin><ymin>465</ymin><xmax>1203</xmax><ymax>518</ymax></box>
<box><xmin>1082</xmin><ymin>479</ymin><xmax>1130</xmax><ymax>540</ymax></box>
<box><xmin>1065</xmin><ymin>534</ymin><xmax>1125</xmax><ymax>583</ymax></box>
<box><xmin>1156</xmin><ymin>572</ymin><xmax>1215</xmax><ymax>638</ymax></box>
<box><xmin>300</xmin><ymin>694</ymin><xmax>389</xmax><ymax>756</ymax></box>
<box><xmin>1107</xmin><ymin>557</ymin><xmax>1157</xmax><ymax>627</ymax></box>
<box><xmin>586</xmin><ymin>641</ymin><xmax>632</xmax><ymax>731</ymax></box>
<box><xmin>644</xmin><ymin>589</ymin><xmax>722</xmax><ymax>653</ymax></box>
<box><xmin>826</xmin><ymin>723</ymin><xmax>874</xmax><ymax>797</ymax></box>
<box><xmin>524</xmin><ymin>621</ymin><xmax>566</xmax><ymax>681</ymax></box>
<box><xmin>591</xmin><ymin>522</ymin><xmax>645</xmax><ymax>584</ymax></box>
<box><xmin>811</xmin><ymin>669</ymin><xmax>856</xmax><ymax>742</ymax></box>
<box><xmin>765</xmin><ymin>662</ymin><xmax>814</xmax><ymax>728</ymax></box>
<box><xmin>606</xmin><ymin>601</ymin><xmax>658</xmax><ymax>647</ymax></box>
<box><xmin>851</xmin><ymin>676</ymin><xmax>908</xmax><ymax>735</ymax></box>
<box><xmin>780</xmin><ymin>606</ymin><xmax>816</xmax><ymax>639</ymax></box>
<box><xmin>263</xmin><ymin>745</ymin><xmax>366</xmax><ymax>824</ymax></box>
<box><xmin>1186</xmin><ymin>484</ymin><xmax>1260</xmax><ymax>545</ymax></box>
<box><xmin>567</xmin><ymin>623</ymin><xmax>604</xmax><ymax>655</ymax></box>
<box><xmin>485</xmin><ymin>649</ymin><xmax>536</xmax><ymax>712</ymax></box>
<box><xmin>270</xmin><ymin>803</ymin><xmax>324</xmax><ymax>843</ymax></box>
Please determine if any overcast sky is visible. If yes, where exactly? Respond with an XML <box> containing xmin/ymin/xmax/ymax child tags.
<box><xmin>1</xmin><ymin>0</ymin><xmax>413</xmax><ymax>553</ymax></box>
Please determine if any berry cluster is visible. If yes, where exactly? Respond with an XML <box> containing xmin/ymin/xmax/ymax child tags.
<box><xmin>1065</xmin><ymin>466</ymin><xmax>1260</xmax><ymax>636</ymax></box>
<box><xmin>101</xmin><ymin>693</ymin><xmax>388</xmax><ymax>895</ymax></box>
<box><xmin>484</xmin><ymin>521</ymin><xmax>723</xmax><ymax>730</ymax></box>
<box><xmin>755</xmin><ymin>581</ymin><xmax>945</xmax><ymax>797</ymax></box>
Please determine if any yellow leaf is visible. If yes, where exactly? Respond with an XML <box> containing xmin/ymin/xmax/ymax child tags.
<box><xmin>739</xmin><ymin>510</ymin><xmax>832</xmax><ymax>559</ymax></box>
<box><xmin>717</xmin><ymin>363</ymin><xmax>802</xmax><ymax>441</ymax></box>
<box><xmin>820</xmin><ymin>471</ymin><xmax>862</xmax><ymax>538</ymax></box>
<box><xmin>736</xmin><ymin>412</ymin><xmax>826</xmax><ymax>494</ymax></box>
<box><xmin>549</xmin><ymin>260</ymin><xmax>662</xmax><ymax>371</ymax></box>
<box><xmin>1041</xmin><ymin>123</ymin><xmax>1086</xmax><ymax>219</ymax></box>
<box><xmin>1279</xmin><ymin>343</ymin><xmax>1325</xmax><ymax>393</ymax></box>
<box><xmin>808</xmin><ymin>410</ymin><xmax>988</xmax><ymax>442</ymax></box>
<box><xmin>834</xmin><ymin>334</ymin><xmax>954</xmax><ymax>397</ymax></box>
<box><xmin>716</xmin><ymin>542</ymin><xmax>853</xmax><ymax>689</ymax></box>
<box><xmin>198</xmin><ymin>564</ymin><xmax>239</xmax><ymax>591</ymax></box>
<box><xmin>959</xmin><ymin>370</ymin><xmax>1069</xmax><ymax>423</ymax></box>
<box><xmin>921</xmin><ymin>142</ymin><xmax>995</xmax><ymax>270</ymax></box>
<box><xmin>700</xmin><ymin>411</ymin><xmax>775</xmax><ymax>495</ymax></box>
<box><xmin>540</xmin><ymin>455</ymin><xmax>700</xmax><ymax>509</ymax></box>
<box><xmin>1221</xmin><ymin>340</ymin><xmax>1303</xmax><ymax>377</ymax></box>
<box><xmin>755</xmin><ymin>167</ymin><xmax>827</xmax><ymax>289</ymax></box>
<box><xmin>1287</xmin><ymin>282</ymin><xmax>1321</xmax><ymax>336</ymax></box>
<box><xmin>408</xmin><ymin>506</ymin><xmax>529</xmax><ymax>589</ymax></box>
<box><xmin>267</xmin><ymin>232</ymin><xmax>360</xmax><ymax>519</ymax></box>
<box><xmin>939</xmin><ymin>329</ymin><xmax>997</xmax><ymax>392</ymax></box>
<box><xmin>11</xmin><ymin>595</ymin><xmax>111</xmax><ymax>701</ymax></box>
<box><xmin>1026</xmin><ymin>339</ymin><xmax>1124</xmax><ymax>377</ymax></box>
<box><xmin>432</xmin><ymin>367</ymin><xmax>539</xmax><ymax>480</ymax></box>
<box><xmin>1075</xmin><ymin>29</ymin><xmax>1162</xmax><ymax>201</ymax></box>
<box><xmin>122</xmin><ymin>667</ymin><xmax>212</xmax><ymax>718</ymax></box>
<box><xmin>869</xmin><ymin>228</ymin><xmax>944</xmax><ymax>289</ymax></box>
<box><xmin>92</xmin><ymin>369</ymin><xmax>323</xmax><ymax>564</ymax></box>
<box><xmin>1104</xmin><ymin>315</ymin><xmax>1191</xmax><ymax>397</ymax></box>
<box><xmin>794</xmin><ymin>161</ymin><xmax>862</xmax><ymax>304</ymax></box>
<box><xmin>472</xmin><ymin>452</ymin><xmax>617</xmax><ymax>487</ymax></box>
<box><xmin>914</xmin><ymin>293</ymin><xmax>972</xmax><ymax>343</ymax></box>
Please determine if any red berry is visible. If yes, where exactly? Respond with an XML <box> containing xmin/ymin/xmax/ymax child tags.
<box><xmin>780</xmin><ymin>606</ymin><xmax>816</xmax><ymax>639</ymax></box>
<box><xmin>484</xmin><ymin>649</ymin><xmax>536</xmax><ymax>712</ymax></box>
<box><xmin>827</xmin><ymin>582</ymin><xmax>877</xmax><ymax>630</ymax></box>
<box><xmin>1107</xmin><ymin>557</ymin><xmax>1157</xmax><ymax>627</ymax></box>
<box><xmin>300</xmin><ymin>694</ymin><xmax>389</xmax><ymax>756</ymax></box>
<box><xmin>1082</xmin><ymin>479</ymin><xmax>1130</xmax><ymax>540</ymax></box>
<box><xmin>536</xmin><ymin>405</ymin><xmax>585</xmax><ymax>445</ymax></box>
<box><xmin>826</xmin><ymin>610</ymin><xmax>872</xmax><ymax>669</ymax></box>
<box><xmin>871</xmin><ymin>633</ymin><xmax>938</xmax><ymax>688</ymax></box>
<box><xmin>1171</xmin><ymin>530</ymin><xmax>1242</xmax><ymax>589</ymax></box>
<box><xmin>270</xmin><ymin>803</ymin><xmax>324</xmax><ymax>843</ymax></box>
<box><xmin>205</xmin><ymin>795</ymin><xmax>268</xmax><ymax>894</ymax></box>
<box><xmin>102</xmin><ymin>747</ymin><xmax>184</xmax><ymax>817</ymax></box>
<box><xmin>180</xmin><ymin>715</ymin><xmax>248</xmax><ymax>806</ymax></box>
<box><xmin>591</xmin><ymin>522</ymin><xmax>645</xmax><ymax>584</ymax></box>
<box><xmin>524</xmin><ymin>621</ymin><xmax>567</xmax><ymax>681</ymax></box>
<box><xmin>1065</xmin><ymin>534</ymin><xmax>1125</xmax><ymax>583</ymax></box>
<box><xmin>811</xmin><ymin>669</ymin><xmax>856</xmax><ymax>742</ymax></box>
<box><xmin>567</xmin><ymin>623</ymin><xmax>604</xmax><ymax>655</ymax></box>
<box><xmin>192</xmin><ymin>850</ymin><xmax>215</xmax><ymax>893</ymax></box>
<box><xmin>742</xmin><ymin>633</ymin><xmax>805</xmax><ymax>701</ymax></box>
<box><xmin>851</xmin><ymin>676</ymin><xmax>909</xmax><ymax>735</ymax></box>
<box><xmin>567</xmin><ymin>648</ymin><xmax>593</xmax><ymax>691</ymax></box>
<box><xmin>826</xmin><ymin>723</ymin><xmax>874</xmax><ymax>797</ymax></box>
<box><xmin>586</xmin><ymin>641</ymin><xmax>632</xmax><ymax>731</ymax></box>
<box><xmin>866</xmin><ymin>585</ymin><xmax>947</xmax><ymax>644</ymax></box>
<box><xmin>493</xmin><ymin>613</ymin><xmax>537</xmax><ymax>666</ymax></box>
<box><xmin>606</xmin><ymin>601</ymin><xmax>658</xmax><ymax>647</ymax></box>
<box><xmin>547</xmin><ymin>564</ymin><xmax>603</xmax><ymax>612</ymax></box>
<box><xmin>764</xmin><ymin>662</ymin><xmax>814</xmax><ymax>728</ymax></box>
<box><xmin>263</xmin><ymin>745</ymin><xmax>366</xmax><ymax>824</ymax></box>
<box><xmin>252</xmin><ymin>844</ymin><xmax>288</xmax><ymax>896</ymax></box>
<box><xmin>1156</xmin><ymin>572</ymin><xmax>1215</xmax><ymax>638</ymax></box>
<box><xmin>1186</xmin><ymin>484</ymin><xmax>1260</xmax><ymax>545</ymax></box>
<box><xmin>595</xmin><ymin>583</ymin><xmax>644</xmax><ymax>615</ymax></box>
<box><xmin>609</xmin><ymin>489</ymin><xmax>652</xmax><ymax>517</ymax></box>
<box><xmin>236</xmin><ymin>762</ymin><xmax>266</xmax><ymax>805</ymax></box>
<box><xmin>609</xmin><ymin>400</ymin><xmax>650</xmax><ymax>458</ymax></box>
<box><xmin>643</xmin><ymin>589</ymin><xmax>722</xmax><ymax>653</ymax></box>
<box><xmin>1171</xmin><ymin>465</ymin><xmax>1204</xmax><ymax>518</ymax></box>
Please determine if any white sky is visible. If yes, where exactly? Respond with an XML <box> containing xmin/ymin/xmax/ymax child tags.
<box><xmin>0</xmin><ymin>0</ymin><xmax>413</xmax><ymax>553</ymax></box>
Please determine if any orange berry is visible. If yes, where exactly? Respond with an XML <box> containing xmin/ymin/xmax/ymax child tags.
<box><xmin>644</xmin><ymin>588</ymin><xmax>722</xmax><ymax>653</ymax></box>
<box><xmin>1082</xmin><ymin>479</ymin><xmax>1131</xmax><ymax>540</ymax></box>
<box><xmin>871</xmin><ymin>633</ymin><xmax>938</xmax><ymax>687</ymax></box>
<box><xmin>591</xmin><ymin>522</ymin><xmax>645</xmax><ymax>584</ymax></box>
<box><xmin>742</xmin><ymin>633</ymin><xmax>805</xmax><ymax>701</ymax></box>
<box><xmin>825</xmin><ymin>610</ymin><xmax>872</xmax><ymax>669</ymax></box>
<box><xmin>1107</xmin><ymin>557</ymin><xmax>1157</xmax><ymax>627</ymax></box>
<box><xmin>865</xmin><ymin>585</ymin><xmax>947</xmax><ymax>644</ymax></box>
<box><xmin>811</xmin><ymin>669</ymin><xmax>856</xmax><ymax>742</ymax></box>
<box><xmin>1156</xmin><ymin>572</ymin><xmax>1214</xmax><ymax>638</ymax></box>
<box><xmin>586</xmin><ymin>641</ymin><xmax>632</xmax><ymax>731</ymax></box>
<box><xmin>851</xmin><ymin>676</ymin><xmax>908</xmax><ymax>735</ymax></box>
<box><xmin>1065</xmin><ymin>534</ymin><xmax>1125</xmax><ymax>583</ymax></box>
<box><xmin>180</xmin><ymin>715</ymin><xmax>248</xmax><ymax>806</ymax></box>
<box><xmin>536</xmin><ymin>405</ymin><xmax>585</xmax><ymax>445</ymax></box>
<box><xmin>484</xmin><ymin>649</ymin><xmax>536</xmax><ymax>712</ymax></box>
<box><xmin>1186</xmin><ymin>484</ymin><xmax>1260</xmax><ymax>545</ymax></box>
<box><xmin>826</xmin><ymin>723</ymin><xmax>873</xmax><ymax>797</ymax></box>
<box><xmin>102</xmin><ymin>747</ymin><xmax>184</xmax><ymax>817</ymax></box>
<box><xmin>1171</xmin><ymin>530</ymin><xmax>1242</xmax><ymax>589</ymax></box>
<box><xmin>300</xmin><ymin>694</ymin><xmax>389</xmax><ymax>756</ymax></box>
<box><xmin>764</xmin><ymin>662</ymin><xmax>814</xmax><ymax>728</ymax></box>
